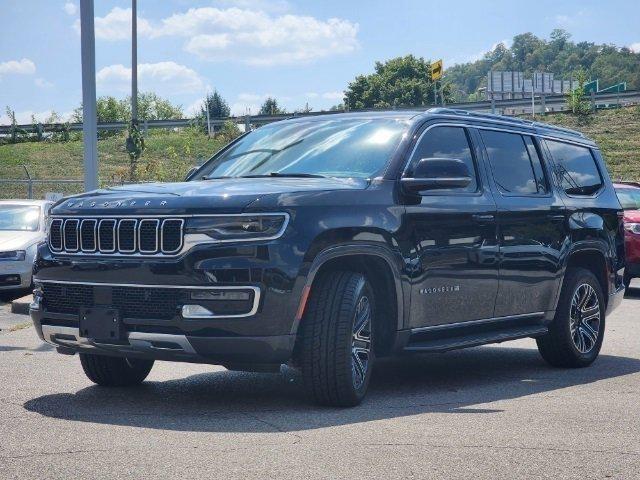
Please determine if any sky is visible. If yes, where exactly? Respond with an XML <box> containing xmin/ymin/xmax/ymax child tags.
<box><xmin>1</xmin><ymin>0</ymin><xmax>639</xmax><ymax>125</ymax></box>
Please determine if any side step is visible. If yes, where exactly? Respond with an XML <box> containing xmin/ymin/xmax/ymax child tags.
<box><xmin>404</xmin><ymin>325</ymin><xmax>549</xmax><ymax>353</ymax></box>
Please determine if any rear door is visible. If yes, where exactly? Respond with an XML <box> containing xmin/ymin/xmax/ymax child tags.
<box><xmin>403</xmin><ymin>124</ymin><xmax>499</xmax><ymax>329</ymax></box>
<box><xmin>478</xmin><ymin>128</ymin><xmax>568</xmax><ymax>317</ymax></box>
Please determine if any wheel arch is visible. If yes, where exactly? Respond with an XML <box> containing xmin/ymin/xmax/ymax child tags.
<box><xmin>562</xmin><ymin>247</ymin><xmax>609</xmax><ymax>306</ymax></box>
<box><xmin>292</xmin><ymin>244</ymin><xmax>405</xmax><ymax>357</ymax></box>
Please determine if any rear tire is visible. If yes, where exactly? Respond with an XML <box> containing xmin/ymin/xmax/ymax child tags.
<box><xmin>537</xmin><ymin>268</ymin><xmax>605</xmax><ymax>368</ymax></box>
<box><xmin>79</xmin><ymin>353</ymin><xmax>154</xmax><ymax>386</ymax></box>
<box><xmin>298</xmin><ymin>271</ymin><xmax>375</xmax><ymax>407</ymax></box>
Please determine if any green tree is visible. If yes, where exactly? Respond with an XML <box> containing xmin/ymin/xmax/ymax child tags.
<box><xmin>200</xmin><ymin>90</ymin><xmax>230</xmax><ymax>119</ymax></box>
<box><xmin>344</xmin><ymin>55</ymin><xmax>451</xmax><ymax>110</ymax></box>
<box><xmin>259</xmin><ymin>97</ymin><xmax>286</xmax><ymax>115</ymax></box>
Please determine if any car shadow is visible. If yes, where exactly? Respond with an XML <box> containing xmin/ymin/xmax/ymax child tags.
<box><xmin>23</xmin><ymin>345</ymin><xmax>640</xmax><ymax>433</ymax></box>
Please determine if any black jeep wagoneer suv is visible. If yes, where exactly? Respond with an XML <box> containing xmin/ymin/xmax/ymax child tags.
<box><xmin>31</xmin><ymin>109</ymin><xmax>625</xmax><ymax>406</ymax></box>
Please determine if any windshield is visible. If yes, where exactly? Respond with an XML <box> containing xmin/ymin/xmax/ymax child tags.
<box><xmin>0</xmin><ymin>205</ymin><xmax>41</xmax><ymax>231</ymax></box>
<box><xmin>197</xmin><ymin>117</ymin><xmax>409</xmax><ymax>179</ymax></box>
<box><xmin>616</xmin><ymin>188</ymin><xmax>640</xmax><ymax>210</ymax></box>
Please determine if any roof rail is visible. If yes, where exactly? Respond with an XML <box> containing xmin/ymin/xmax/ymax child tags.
<box><xmin>425</xmin><ymin>107</ymin><xmax>586</xmax><ymax>139</ymax></box>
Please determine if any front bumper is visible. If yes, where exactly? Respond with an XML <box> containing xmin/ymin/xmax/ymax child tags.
<box><xmin>35</xmin><ymin>323</ymin><xmax>295</xmax><ymax>368</ymax></box>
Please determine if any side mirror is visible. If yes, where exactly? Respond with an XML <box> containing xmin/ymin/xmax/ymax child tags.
<box><xmin>184</xmin><ymin>166</ymin><xmax>199</xmax><ymax>181</ymax></box>
<box><xmin>401</xmin><ymin>157</ymin><xmax>472</xmax><ymax>193</ymax></box>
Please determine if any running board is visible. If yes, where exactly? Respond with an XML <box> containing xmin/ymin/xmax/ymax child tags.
<box><xmin>404</xmin><ymin>325</ymin><xmax>549</xmax><ymax>353</ymax></box>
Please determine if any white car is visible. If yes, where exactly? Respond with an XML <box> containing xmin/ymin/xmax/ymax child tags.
<box><xmin>0</xmin><ymin>200</ymin><xmax>53</xmax><ymax>291</ymax></box>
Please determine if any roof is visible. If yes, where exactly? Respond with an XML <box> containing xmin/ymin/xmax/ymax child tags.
<box><xmin>423</xmin><ymin>108</ymin><xmax>595</xmax><ymax>145</ymax></box>
<box><xmin>276</xmin><ymin>108</ymin><xmax>595</xmax><ymax>146</ymax></box>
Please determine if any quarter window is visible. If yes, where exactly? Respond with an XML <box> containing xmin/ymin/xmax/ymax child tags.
<box><xmin>546</xmin><ymin>140</ymin><xmax>603</xmax><ymax>196</ymax></box>
<box><xmin>481</xmin><ymin>130</ymin><xmax>546</xmax><ymax>195</ymax></box>
<box><xmin>408</xmin><ymin>126</ymin><xmax>478</xmax><ymax>192</ymax></box>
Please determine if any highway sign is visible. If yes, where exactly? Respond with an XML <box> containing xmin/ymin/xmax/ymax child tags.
<box><xmin>431</xmin><ymin>60</ymin><xmax>443</xmax><ymax>81</ymax></box>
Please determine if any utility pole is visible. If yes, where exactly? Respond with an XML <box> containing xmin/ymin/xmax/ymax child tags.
<box><xmin>131</xmin><ymin>0</ymin><xmax>138</xmax><ymax>122</ymax></box>
<box><xmin>80</xmin><ymin>0</ymin><xmax>98</xmax><ymax>191</ymax></box>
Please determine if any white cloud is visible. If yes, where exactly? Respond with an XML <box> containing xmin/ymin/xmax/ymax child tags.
<box><xmin>73</xmin><ymin>7</ymin><xmax>153</xmax><ymax>40</ymax></box>
<box><xmin>553</xmin><ymin>9</ymin><xmax>589</xmax><ymax>28</ymax></box>
<box><xmin>64</xmin><ymin>2</ymin><xmax>77</xmax><ymax>15</ymax></box>
<box><xmin>170</xmin><ymin>8</ymin><xmax>359</xmax><ymax>66</ymax></box>
<box><xmin>72</xmin><ymin>6</ymin><xmax>358</xmax><ymax>66</ymax></box>
<box><xmin>0</xmin><ymin>58</ymin><xmax>36</xmax><ymax>78</ymax></box>
<box><xmin>34</xmin><ymin>77</ymin><xmax>54</xmax><ymax>88</ymax></box>
<box><xmin>630</xmin><ymin>42</ymin><xmax>640</xmax><ymax>53</ymax></box>
<box><xmin>96</xmin><ymin>62</ymin><xmax>205</xmax><ymax>94</ymax></box>
<box><xmin>215</xmin><ymin>0</ymin><xmax>291</xmax><ymax>13</ymax></box>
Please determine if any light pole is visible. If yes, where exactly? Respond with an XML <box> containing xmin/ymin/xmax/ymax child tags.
<box><xmin>131</xmin><ymin>0</ymin><xmax>138</xmax><ymax>122</ymax></box>
<box><xmin>79</xmin><ymin>0</ymin><xmax>98</xmax><ymax>191</ymax></box>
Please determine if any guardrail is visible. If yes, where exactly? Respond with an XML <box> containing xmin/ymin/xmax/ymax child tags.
<box><xmin>1</xmin><ymin>90</ymin><xmax>638</xmax><ymax>135</ymax></box>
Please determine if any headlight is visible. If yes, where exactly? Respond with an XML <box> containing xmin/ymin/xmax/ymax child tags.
<box><xmin>624</xmin><ymin>222</ymin><xmax>640</xmax><ymax>234</ymax></box>
<box><xmin>186</xmin><ymin>214</ymin><xmax>289</xmax><ymax>242</ymax></box>
<box><xmin>0</xmin><ymin>250</ymin><xmax>26</xmax><ymax>261</ymax></box>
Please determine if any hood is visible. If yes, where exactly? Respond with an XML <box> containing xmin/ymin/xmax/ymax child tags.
<box><xmin>0</xmin><ymin>230</ymin><xmax>44</xmax><ymax>251</ymax></box>
<box><xmin>52</xmin><ymin>177</ymin><xmax>369</xmax><ymax>216</ymax></box>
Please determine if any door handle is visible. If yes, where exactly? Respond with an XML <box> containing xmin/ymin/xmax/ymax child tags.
<box><xmin>547</xmin><ymin>214</ymin><xmax>565</xmax><ymax>222</ymax></box>
<box><xmin>472</xmin><ymin>214</ymin><xmax>495</xmax><ymax>223</ymax></box>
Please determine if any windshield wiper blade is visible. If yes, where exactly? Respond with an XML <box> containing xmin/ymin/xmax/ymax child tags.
<box><xmin>240</xmin><ymin>172</ymin><xmax>328</xmax><ymax>179</ymax></box>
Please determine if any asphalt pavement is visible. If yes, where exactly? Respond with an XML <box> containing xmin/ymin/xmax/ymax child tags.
<box><xmin>1</xmin><ymin>288</ymin><xmax>639</xmax><ymax>479</ymax></box>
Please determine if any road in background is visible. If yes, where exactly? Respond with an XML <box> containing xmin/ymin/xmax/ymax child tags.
<box><xmin>1</xmin><ymin>290</ymin><xmax>639</xmax><ymax>479</ymax></box>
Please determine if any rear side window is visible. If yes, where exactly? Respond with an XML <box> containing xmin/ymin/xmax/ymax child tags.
<box><xmin>546</xmin><ymin>140</ymin><xmax>603</xmax><ymax>196</ymax></box>
<box><xmin>408</xmin><ymin>126</ymin><xmax>477</xmax><ymax>192</ymax></box>
<box><xmin>480</xmin><ymin>130</ymin><xmax>547</xmax><ymax>195</ymax></box>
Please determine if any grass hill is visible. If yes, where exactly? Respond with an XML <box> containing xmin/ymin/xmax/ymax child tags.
<box><xmin>1</xmin><ymin>106</ymin><xmax>639</xmax><ymax>199</ymax></box>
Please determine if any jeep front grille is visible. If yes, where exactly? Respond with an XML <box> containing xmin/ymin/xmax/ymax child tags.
<box><xmin>49</xmin><ymin>217</ymin><xmax>184</xmax><ymax>256</ymax></box>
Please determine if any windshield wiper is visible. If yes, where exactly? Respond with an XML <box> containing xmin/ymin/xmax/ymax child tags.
<box><xmin>240</xmin><ymin>172</ymin><xmax>328</xmax><ymax>179</ymax></box>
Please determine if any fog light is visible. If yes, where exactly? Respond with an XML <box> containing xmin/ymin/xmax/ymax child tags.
<box><xmin>182</xmin><ymin>304</ymin><xmax>215</xmax><ymax>318</ymax></box>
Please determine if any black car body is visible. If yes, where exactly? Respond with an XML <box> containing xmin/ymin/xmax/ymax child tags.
<box><xmin>31</xmin><ymin>109</ymin><xmax>625</xmax><ymax>406</ymax></box>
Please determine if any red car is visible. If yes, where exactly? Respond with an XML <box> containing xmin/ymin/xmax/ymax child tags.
<box><xmin>615</xmin><ymin>182</ymin><xmax>640</xmax><ymax>288</ymax></box>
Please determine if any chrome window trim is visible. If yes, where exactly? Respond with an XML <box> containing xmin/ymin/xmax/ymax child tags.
<box><xmin>49</xmin><ymin>219</ymin><xmax>63</xmax><ymax>252</ymax></box>
<box><xmin>98</xmin><ymin>219</ymin><xmax>117</xmax><ymax>253</ymax></box>
<box><xmin>35</xmin><ymin>279</ymin><xmax>261</xmax><ymax>319</ymax></box>
<box><xmin>401</xmin><ymin>121</ymin><xmax>597</xmax><ymax>178</ymax></box>
<box><xmin>160</xmin><ymin>218</ymin><xmax>184</xmax><ymax>254</ymax></box>
<box><xmin>138</xmin><ymin>219</ymin><xmax>160</xmax><ymax>253</ymax></box>
<box><xmin>79</xmin><ymin>219</ymin><xmax>97</xmax><ymax>253</ymax></box>
<box><xmin>63</xmin><ymin>219</ymin><xmax>79</xmax><ymax>252</ymax></box>
<box><xmin>117</xmin><ymin>219</ymin><xmax>138</xmax><ymax>253</ymax></box>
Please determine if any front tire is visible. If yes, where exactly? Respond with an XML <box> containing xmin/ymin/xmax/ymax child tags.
<box><xmin>298</xmin><ymin>271</ymin><xmax>375</xmax><ymax>407</ymax></box>
<box><xmin>537</xmin><ymin>268</ymin><xmax>605</xmax><ymax>368</ymax></box>
<box><xmin>79</xmin><ymin>353</ymin><xmax>154</xmax><ymax>386</ymax></box>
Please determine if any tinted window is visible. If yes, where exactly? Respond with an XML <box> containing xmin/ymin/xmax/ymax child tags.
<box><xmin>481</xmin><ymin>130</ymin><xmax>544</xmax><ymax>195</ymax></box>
<box><xmin>408</xmin><ymin>126</ymin><xmax>477</xmax><ymax>192</ymax></box>
<box><xmin>546</xmin><ymin>140</ymin><xmax>602</xmax><ymax>196</ymax></box>
<box><xmin>199</xmin><ymin>118</ymin><xmax>409</xmax><ymax>179</ymax></box>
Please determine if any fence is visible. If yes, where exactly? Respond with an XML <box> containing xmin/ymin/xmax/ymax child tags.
<box><xmin>1</xmin><ymin>90</ymin><xmax>639</xmax><ymax>138</ymax></box>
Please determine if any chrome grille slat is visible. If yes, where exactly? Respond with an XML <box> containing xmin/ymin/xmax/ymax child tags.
<box><xmin>49</xmin><ymin>219</ymin><xmax>63</xmax><ymax>252</ymax></box>
<box><xmin>80</xmin><ymin>219</ymin><xmax>97</xmax><ymax>252</ymax></box>
<box><xmin>48</xmin><ymin>217</ymin><xmax>184</xmax><ymax>257</ymax></box>
<box><xmin>63</xmin><ymin>219</ymin><xmax>79</xmax><ymax>252</ymax></box>
<box><xmin>117</xmin><ymin>219</ymin><xmax>137</xmax><ymax>253</ymax></box>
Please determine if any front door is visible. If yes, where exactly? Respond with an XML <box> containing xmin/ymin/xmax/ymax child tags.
<box><xmin>403</xmin><ymin>125</ymin><xmax>499</xmax><ymax>329</ymax></box>
<box><xmin>477</xmin><ymin>128</ymin><xmax>568</xmax><ymax>317</ymax></box>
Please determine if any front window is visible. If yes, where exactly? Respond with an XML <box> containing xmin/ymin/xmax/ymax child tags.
<box><xmin>0</xmin><ymin>205</ymin><xmax>41</xmax><ymax>231</ymax></box>
<box><xmin>616</xmin><ymin>188</ymin><xmax>640</xmax><ymax>210</ymax></box>
<box><xmin>197</xmin><ymin>117</ymin><xmax>409</xmax><ymax>179</ymax></box>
